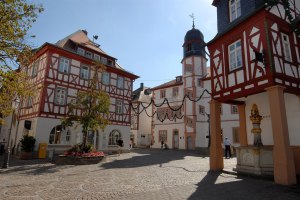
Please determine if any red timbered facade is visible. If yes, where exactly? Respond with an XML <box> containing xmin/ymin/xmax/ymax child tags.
<box><xmin>16</xmin><ymin>30</ymin><xmax>138</xmax><ymax>152</ymax></box>
<box><xmin>208</xmin><ymin>0</ymin><xmax>300</xmax><ymax>185</ymax></box>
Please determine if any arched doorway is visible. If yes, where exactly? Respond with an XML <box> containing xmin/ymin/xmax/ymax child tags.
<box><xmin>108</xmin><ymin>130</ymin><xmax>122</xmax><ymax>146</ymax></box>
<box><xmin>49</xmin><ymin>125</ymin><xmax>71</xmax><ymax>145</ymax></box>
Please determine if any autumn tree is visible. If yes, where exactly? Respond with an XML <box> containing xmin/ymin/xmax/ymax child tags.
<box><xmin>62</xmin><ymin>63</ymin><xmax>111</xmax><ymax>152</ymax></box>
<box><xmin>0</xmin><ymin>0</ymin><xmax>43</xmax><ymax>123</ymax></box>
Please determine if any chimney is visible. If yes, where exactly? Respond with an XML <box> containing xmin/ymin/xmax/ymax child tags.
<box><xmin>140</xmin><ymin>83</ymin><xmax>144</xmax><ymax>90</ymax></box>
<box><xmin>82</xmin><ymin>30</ymin><xmax>88</xmax><ymax>35</ymax></box>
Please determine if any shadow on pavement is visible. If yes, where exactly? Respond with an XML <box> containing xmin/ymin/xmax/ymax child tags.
<box><xmin>187</xmin><ymin>171</ymin><xmax>300</xmax><ymax>200</ymax></box>
<box><xmin>100</xmin><ymin>148</ymin><xmax>204</xmax><ymax>169</ymax></box>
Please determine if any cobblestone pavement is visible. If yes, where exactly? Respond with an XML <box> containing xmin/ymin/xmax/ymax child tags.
<box><xmin>0</xmin><ymin>149</ymin><xmax>299</xmax><ymax>200</ymax></box>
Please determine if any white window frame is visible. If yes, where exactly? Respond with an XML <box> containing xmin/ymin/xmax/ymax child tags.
<box><xmin>117</xmin><ymin>76</ymin><xmax>124</xmax><ymax>89</ymax></box>
<box><xmin>58</xmin><ymin>57</ymin><xmax>70</xmax><ymax>73</ymax></box>
<box><xmin>54</xmin><ymin>87</ymin><xmax>67</xmax><ymax>105</ymax></box>
<box><xmin>102</xmin><ymin>72</ymin><xmax>110</xmax><ymax>85</ymax></box>
<box><xmin>228</xmin><ymin>40</ymin><xmax>243</xmax><ymax>71</ymax></box>
<box><xmin>229</xmin><ymin>0</ymin><xmax>241</xmax><ymax>22</ymax></box>
<box><xmin>160</xmin><ymin>90</ymin><xmax>166</xmax><ymax>98</ymax></box>
<box><xmin>115</xmin><ymin>100</ymin><xmax>123</xmax><ymax>114</ymax></box>
<box><xmin>80</xmin><ymin>65</ymin><xmax>89</xmax><ymax>79</ymax></box>
<box><xmin>66</xmin><ymin>130</ymin><xmax>71</xmax><ymax>142</ymax></box>
<box><xmin>281</xmin><ymin>33</ymin><xmax>292</xmax><ymax>62</ymax></box>
<box><xmin>85</xmin><ymin>51</ymin><xmax>93</xmax><ymax>59</ymax></box>
<box><xmin>101</xmin><ymin>57</ymin><xmax>107</xmax><ymax>65</ymax></box>
<box><xmin>77</xmin><ymin>47</ymin><xmax>85</xmax><ymax>56</ymax></box>
<box><xmin>94</xmin><ymin>54</ymin><xmax>101</xmax><ymax>62</ymax></box>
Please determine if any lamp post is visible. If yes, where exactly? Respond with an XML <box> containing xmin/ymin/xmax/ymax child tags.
<box><xmin>2</xmin><ymin>97</ymin><xmax>20</xmax><ymax>168</ymax></box>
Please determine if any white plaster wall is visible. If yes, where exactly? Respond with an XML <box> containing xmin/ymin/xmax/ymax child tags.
<box><xmin>152</xmin><ymin>124</ymin><xmax>185</xmax><ymax>149</ymax></box>
<box><xmin>285</xmin><ymin>93</ymin><xmax>300</xmax><ymax>146</ymax></box>
<box><xmin>245</xmin><ymin>93</ymin><xmax>274</xmax><ymax>145</ymax></box>
<box><xmin>196</xmin><ymin>121</ymin><xmax>209</xmax><ymax>147</ymax></box>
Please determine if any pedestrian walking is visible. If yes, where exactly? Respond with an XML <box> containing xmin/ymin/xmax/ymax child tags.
<box><xmin>161</xmin><ymin>140</ymin><xmax>164</xmax><ymax>149</ymax></box>
<box><xmin>224</xmin><ymin>137</ymin><xmax>231</xmax><ymax>158</ymax></box>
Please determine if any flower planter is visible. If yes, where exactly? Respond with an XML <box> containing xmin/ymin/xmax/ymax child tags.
<box><xmin>55</xmin><ymin>152</ymin><xmax>104</xmax><ymax>165</ymax></box>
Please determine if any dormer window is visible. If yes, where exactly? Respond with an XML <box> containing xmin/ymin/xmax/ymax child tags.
<box><xmin>229</xmin><ymin>0</ymin><xmax>241</xmax><ymax>22</ymax></box>
<box><xmin>85</xmin><ymin>51</ymin><xmax>93</xmax><ymax>59</ymax></box>
<box><xmin>176</xmin><ymin>76</ymin><xmax>182</xmax><ymax>83</ymax></box>
<box><xmin>107</xmin><ymin>59</ymin><xmax>113</xmax><ymax>66</ymax></box>
<box><xmin>94</xmin><ymin>54</ymin><xmax>101</xmax><ymax>62</ymax></box>
<box><xmin>77</xmin><ymin>47</ymin><xmax>85</xmax><ymax>56</ymax></box>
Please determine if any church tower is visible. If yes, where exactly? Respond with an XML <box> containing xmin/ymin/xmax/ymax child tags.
<box><xmin>182</xmin><ymin>18</ymin><xmax>207</xmax><ymax>150</ymax></box>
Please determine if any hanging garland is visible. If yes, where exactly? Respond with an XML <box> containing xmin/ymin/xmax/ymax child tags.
<box><xmin>264</xmin><ymin>0</ymin><xmax>300</xmax><ymax>37</ymax></box>
<box><xmin>130</xmin><ymin>89</ymin><xmax>211</xmax><ymax>122</ymax></box>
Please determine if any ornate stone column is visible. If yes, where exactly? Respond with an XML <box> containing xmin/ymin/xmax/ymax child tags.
<box><xmin>250</xmin><ymin>104</ymin><xmax>263</xmax><ymax>147</ymax></box>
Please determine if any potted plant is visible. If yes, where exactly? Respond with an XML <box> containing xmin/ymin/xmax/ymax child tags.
<box><xmin>19</xmin><ymin>134</ymin><xmax>36</xmax><ymax>159</ymax></box>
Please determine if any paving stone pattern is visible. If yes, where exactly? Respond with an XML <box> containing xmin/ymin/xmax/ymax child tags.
<box><xmin>0</xmin><ymin>149</ymin><xmax>299</xmax><ymax>200</ymax></box>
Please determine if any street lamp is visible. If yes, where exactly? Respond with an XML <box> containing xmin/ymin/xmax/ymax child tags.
<box><xmin>2</xmin><ymin>97</ymin><xmax>20</xmax><ymax>168</ymax></box>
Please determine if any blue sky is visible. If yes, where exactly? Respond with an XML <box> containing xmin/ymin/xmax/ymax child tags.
<box><xmin>28</xmin><ymin>0</ymin><xmax>217</xmax><ymax>90</ymax></box>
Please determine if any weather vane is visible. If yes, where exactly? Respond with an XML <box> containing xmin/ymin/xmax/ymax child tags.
<box><xmin>189</xmin><ymin>13</ymin><xmax>195</xmax><ymax>28</ymax></box>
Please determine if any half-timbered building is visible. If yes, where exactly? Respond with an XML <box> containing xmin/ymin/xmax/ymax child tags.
<box><xmin>2</xmin><ymin>30</ymin><xmax>138</xmax><ymax>154</ymax></box>
<box><xmin>207</xmin><ymin>0</ymin><xmax>300</xmax><ymax>185</ymax></box>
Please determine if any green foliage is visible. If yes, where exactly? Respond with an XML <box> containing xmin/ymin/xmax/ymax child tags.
<box><xmin>20</xmin><ymin>134</ymin><xmax>36</xmax><ymax>152</ymax></box>
<box><xmin>0</xmin><ymin>0</ymin><xmax>43</xmax><ymax>68</ymax></box>
<box><xmin>62</xmin><ymin>63</ymin><xmax>110</xmax><ymax>148</ymax></box>
<box><xmin>0</xmin><ymin>0</ymin><xmax>43</xmax><ymax>123</ymax></box>
<box><xmin>67</xmin><ymin>143</ymin><xmax>93</xmax><ymax>153</ymax></box>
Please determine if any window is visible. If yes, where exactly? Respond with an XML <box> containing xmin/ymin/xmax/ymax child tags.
<box><xmin>232</xmin><ymin>127</ymin><xmax>239</xmax><ymax>143</ymax></box>
<box><xmin>77</xmin><ymin>47</ymin><xmax>85</xmax><ymax>56</ymax></box>
<box><xmin>199</xmin><ymin>105</ymin><xmax>205</xmax><ymax>115</ymax></box>
<box><xmin>228</xmin><ymin>40</ymin><xmax>242</xmax><ymax>71</ymax></box>
<box><xmin>102</xmin><ymin>72</ymin><xmax>110</xmax><ymax>85</ymax></box>
<box><xmin>80</xmin><ymin>65</ymin><xmax>89</xmax><ymax>79</ymax></box>
<box><xmin>94</xmin><ymin>54</ymin><xmax>101</xmax><ymax>62</ymax></box>
<box><xmin>159</xmin><ymin>130</ymin><xmax>167</xmax><ymax>142</ymax></box>
<box><xmin>198</xmin><ymin>78</ymin><xmax>204</xmax><ymax>87</ymax></box>
<box><xmin>54</xmin><ymin>87</ymin><xmax>67</xmax><ymax>105</ymax></box>
<box><xmin>58</xmin><ymin>57</ymin><xmax>70</xmax><ymax>73</ymax></box>
<box><xmin>160</xmin><ymin>90</ymin><xmax>166</xmax><ymax>98</ymax></box>
<box><xmin>185</xmin><ymin>90</ymin><xmax>193</xmax><ymax>98</ymax></box>
<box><xmin>85</xmin><ymin>51</ymin><xmax>93</xmax><ymax>59</ymax></box>
<box><xmin>229</xmin><ymin>0</ymin><xmax>241</xmax><ymax>22</ymax></box>
<box><xmin>231</xmin><ymin>105</ymin><xmax>238</xmax><ymax>114</ymax></box>
<box><xmin>107</xmin><ymin>60</ymin><xmax>113</xmax><ymax>66</ymax></box>
<box><xmin>101</xmin><ymin>57</ymin><xmax>107</xmax><ymax>65</ymax></box>
<box><xmin>31</xmin><ymin>60</ymin><xmax>38</xmax><ymax>77</ymax></box>
<box><xmin>281</xmin><ymin>33</ymin><xmax>292</xmax><ymax>62</ymax></box>
<box><xmin>157</xmin><ymin>108</ymin><xmax>166</xmax><ymax>121</ymax></box>
<box><xmin>185</xmin><ymin>65</ymin><xmax>193</xmax><ymax>73</ymax></box>
<box><xmin>117</xmin><ymin>76</ymin><xmax>124</xmax><ymax>89</ymax></box>
<box><xmin>66</xmin><ymin>130</ymin><xmax>71</xmax><ymax>142</ymax></box>
<box><xmin>116</xmin><ymin>100</ymin><xmax>123</xmax><ymax>114</ymax></box>
<box><xmin>173</xmin><ymin>87</ymin><xmax>178</xmax><ymax>97</ymax></box>
<box><xmin>26</xmin><ymin>97</ymin><xmax>33</xmax><ymax>108</ymax></box>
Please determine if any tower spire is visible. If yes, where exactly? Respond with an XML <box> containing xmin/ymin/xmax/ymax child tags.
<box><xmin>189</xmin><ymin>13</ymin><xmax>195</xmax><ymax>29</ymax></box>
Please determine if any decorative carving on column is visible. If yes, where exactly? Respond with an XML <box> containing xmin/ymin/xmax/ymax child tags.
<box><xmin>250</xmin><ymin>104</ymin><xmax>263</xmax><ymax>147</ymax></box>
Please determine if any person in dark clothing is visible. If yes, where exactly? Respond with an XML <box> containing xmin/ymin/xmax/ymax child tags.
<box><xmin>224</xmin><ymin>137</ymin><xmax>231</xmax><ymax>158</ymax></box>
<box><xmin>161</xmin><ymin>140</ymin><xmax>164</xmax><ymax>149</ymax></box>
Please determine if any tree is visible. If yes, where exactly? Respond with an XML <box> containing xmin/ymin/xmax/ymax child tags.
<box><xmin>62</xmin><ymin>63</ymin><xmax>111</xmax><ymax>151</ymax></box>
<box><xmin>0</xmin><ymin>0</ymin><xmax>43</xmax><ymax>123</ymax></box>
<box><xmin>0</xmin><ymin>0</ymin><xmax>43</xmax><ymax>68</ymax></box>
